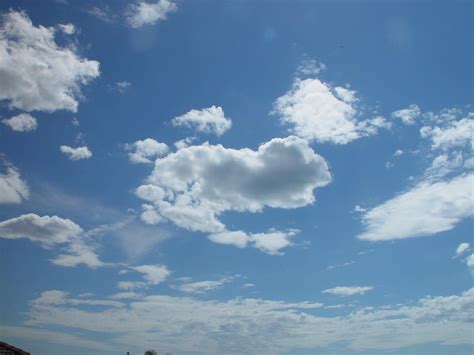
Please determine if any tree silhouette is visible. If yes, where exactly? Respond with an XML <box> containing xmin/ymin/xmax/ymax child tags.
<box><xmin>144</xmin><ymin>350</ymin><xmax>157</xmax><ymax>355</ymax></box>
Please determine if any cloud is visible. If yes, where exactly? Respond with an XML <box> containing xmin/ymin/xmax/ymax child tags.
<box><xmin>0</xmin><ymin>213</ymin><xmax>82</xmax><ymax>247</ymax></box>
<box><xmin>0</xmin><ymin>161</ymin><xmax>29</xmax><ymax>204</ymax></box>
<box><xmin>126</xmin><ymin>138</ymin><xmax>168</xmax><ymax>164</ymax></box>
<box><xmin>0</xmin><ymin>11</ymin><xmax>99</xmax><ymax>112</ymax></box>
<box><xmin>208</xmin><ymin>229</ymin><xmax>298</xmax><ymax>255</ymax></box>
<box><xmin>135</xmin><ymin>136</ymin><xmax>331</xmax><ymax>233</ymax></box>
<box><xmin>58</xmin><ymin>23</ymin><xmax>75</xmax><ymax>34</ymax></box>
<box><xmin>273</xmin><ymin>77</ymin><xmax>390</xmax><ymax>144</ymax></box>
<box><xmin>420</xmin><ymin>115</ymin><xmax>473</xmax><ymax>151</ymax></box>
<box><xmin>0</xmin><ymin>213</ymin><xmax>107</xmax><ymax>268</ymax></box>
<box><xmin>126</xmin><ymin>0</ymin><xmax>177</xmax><ymax>28</ymax></box>
<box><xmin>60</xmin><ymin>145</ymin><xmax>92</xmax><ymax>160</ymax></box>
<box><xmin>322</xmin><ymin>286</ymin><xmax>373</xmax><ymax>296</ymax></box>
<box><xmin>295</xmin><ymin>59</ymin><xmax>327</xmax><ymax>77</ymax></box>
<box><xmin>456</xmin><ymin>242</ymin><xmax>470</xmax><ymax>256</ymax></box>
<box><xmin>86</xmin><ymin>6</ymin><xmax>116</xmax><ymax>23</ymax></box>
<box><xmin>391</xmin><ymin>104</ymin><xmax>421</xmax><ymax>125</ymax></box>
<box><xmin>15</xmin><ymin>288</ymin><xmax>473</xmax><ymax>353</ymax></box>
<box><xmin>115</xmin><ymin>81</ymin><xmax>131</xmax><ymax>93</ymax></box>
<box><xmin>118</xmin><ymin>264</ymin><xmax>170</xmax><ymax>290</ymax></box>
<box><xmin>170</xmin><ymin>275</ymin><xmax>238</xmax><ymax>294</ymax></box>
<box><xmin>466</xmin><ymin>254</ymin><xmax>474</xmax><ymax>270</ymax></box>
<box><xmin>326</xmin><ymin>261</ymin><xmax>355</xmax><ymax>271</ymax></box>
<box><xmin>171</xmin><ymin>105</ymin><xmax>232</xmax><ymax>136</ymax></box>
<box><xmin>394</xmin><ymin>149</ymin><xmax>404</xmax><ymax>156</ymax></box>
<box><xmin>358</xmin><ymin>173</ymin><xmax>474</xmax><ymax>241</ymax></box>
<box><xmin>2</xmin><ymin>113</ymin><xmax>38</xmax><ymax>131</ymax></box>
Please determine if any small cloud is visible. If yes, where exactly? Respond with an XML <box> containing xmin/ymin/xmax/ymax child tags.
<box><xmin>171</xmin><ymin>106</ymin><xmax>232</xmax><ymax>136</ymax></box>
<box><xmin>394</xmin><ymin>149</ymin><xmax>404</xmax><ymax>157</ymax></box>
<box><xmin>58</xmin><ymin>23</ymin><xmax>75</xmax><ymax>34</ymax></box>
<box><xmin>322</xmin><ymin>286</ymin><xmax>373</xmax><ymax>296</ymax></box>
<box><xmin>2</xmin><ymin>113</ymin><xmax>38</xmax><ymax>132</ymax></box>
<box><xmin>125</xmin><ymin>138</ymin><xmax>168</xmax><ymax>164</ymax></box>
<box><xmin>242</xmin><ymin>283</ymin><xmax>255</xmax><ymax>288</ymax></box>
<box><xmin>126</xmin><ymin>0</ymin><xmax>177</xmax><ymax>28</ymax></box>
<box><xmin>115</xmin><ymin>81</ymin><xmax>131</xmax><ymax>94</ymax></box>
<box><xmin>60</xmin><ymin>145</ymin><xmax>92</xmax><ymax>161</ymax></box>
<box><xmin>353</xmin><ymin>205</ymin><xmax>367</xmax><ymax>213</ymax></box>
<box><xmin>71</xmin><ymin>117</ymin><xmax>80</xmax><ymax>126</ymax></box>
<box><xmin>455</xmin><ymin>242</ymin><xmax>470</xmax><ymax>257</ymax></box>
<box><xmin>391</xmin><ymin>104</ymin><xmax>421</xmax><ymax>125</ymax></box>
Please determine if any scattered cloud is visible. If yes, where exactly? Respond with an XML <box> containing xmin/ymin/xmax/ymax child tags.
<box><xmin>208</xmin><ymin>229</ymin><xmax>298</xmax><ymax>255</ymax></box>
<box><xmin>295</xmin><ymin>59</ymin><xmax>327</xmax><ymax>77</ymax></box>
<box><xmin>455</xmin><ymin>243</ymin><xmax>470</xmax><ymax>257</ymax></box>
<box><xmin>394</xmin><ymin>149</ymin><xmax>404</xmax><ymax>156</ymax></box>
<box><xmin>2</xmin><ymin>113</ymin><xmax>38</xmax><ymax>132</ymax></box>
<box><xmin>60</xmin><ymin>145</ymin><xmax>92</xmax><ymax>160</ymax></box>
<box><xmin>326</xmin><ymin>261</ymin><xmax>355</xmax><ymax>271</ymax></box>
<box><xmin>170</xmin><ymin>275</ymin><xmax>238</xmax><ymax>294</ymax></box>
<box><xmin>171</xmin><ymin>105</ymin><xmax>232</xmax><ymax>136</ymax></box>
<box><xmin>135</xmin><ymin>136</ymin><xmax>331</xmax><ymax>233</ymax></box>
<box><xmin>118</xmin><ymin>264</ymin><xmax>170</xmax><ymax>290</ymax></box>
<box><xmin>358</xmin><ymin>173</ymin><xmax>473</xmax><ymax>241</ymax></box>
<box><xmin>0</xmin><ymin>160</ymin><xmax>29</xmax><ymax>204</ymax></box>
<box><xmin>86</xmin><ymin>6</ymin><xmax>116</xmax><ymax>23</ymax></box>
<box><xmin>322</xmin><ymin>286</ymin><xmax>373</xmax><ymax>296</ymax></box>
<box><xmin>126</xmin><ymin>0</ymin><xmax>177</xmax><ymax>28</ymax></box>
<box><xmin>273</xmin><ymin>74</ymin><xmax>390</xmax><ymax>144</ymax></box>
<box><xmin>115</xmin><ymin>81</ymin><xmax>131</xmax><ymax>94</ymax></box>
<box><xmin>58</xmin><ymin>23</ymin><xmax>75</xmax><ymax>34</ymax></box>
<box><xmin>12</xmin><ymin>288</ymin><xmax>472</xmax><ymax>353</ymax></box>
<box><xmin>353</xmin><ymin>205</ymin><xmax>367</xmax><ymax>213</ymax></box>
<box><xmin>0</xmin><ymin>11</ymin><xmax>99</xmax><ymax>112</ymax></box>
<box><xmin>391</xmin><ymin>104</ymin><xmax>421</xmax><ymax>125</ymax></box>
<box><xmin>125</xmin><ymin>138</ymin><xmax>168</xmax><ymax>164</ymax></box>
<box><xmin>420</xmin><ymin>114</ymin><xmax>473</xmax><ymax>151</ymax></box>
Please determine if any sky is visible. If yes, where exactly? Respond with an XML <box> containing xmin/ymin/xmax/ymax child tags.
<box><xmin>0</xmin><ymin>0</ymin><xmax>472</xmax><ymax>354</ymax></box>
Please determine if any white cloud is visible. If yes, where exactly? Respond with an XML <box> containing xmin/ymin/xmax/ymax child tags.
<box><xmin>131</xmin><ymin>264</ymin><xmax>170</xmax><ymax>285</ymax></box>
<box><xmin>171</xmin><ymin>276</ymin><xmax>237</xmax><ymax>294</ymax></box>
<box><xmin>2</xmin><ymin>113</ymin><xmax>38</xmax><ymax>131</ymax></box>
<box><xmin>135</xmin><ymin>136</ymin><xmax>331</xmax><ymax>233</ymax></box>
<box><xmin>353</xmin><ymin>205</ymin><xmax>367</xmax><ymax>213</ymax></box>
<box><xmin>171</xmin><ymin>106</ymin><xmax>232</xmax><ymax>136</ymax></box>
<box><xmin>0</xmin><ymin>11</ymin><xmax>99</xmax><ymax>112</ymax></box>
<box><xmin>60</xmin><ymin>145</ymin><xmax>92</xmax><ymax>160</ymax></box>
<box><xmin>394</xmin><ymin>149</ymin><xmax>404</xmax><ymax>156</ymax></box>
<box><xmin>358</xmin><ymin>173</ymin><xmax>474</xmax><ymax>241</ymax></box>
<box><xmin>0</xmin><ymin>213</ymin><xmax>105</xmax><ymax>268</ymax></box>
<box><xmin>326</xmin><ymin>261</ymin><xmax>355</xmax><ymax>271</ymax></box>
<box><xmin>420</xmin><ymin>115</ymin><xmax>473</xmax><ymax>151</ymax></box>
<box><xmin>58</xmin><ymin>23</ymin><xmax>75</xmax><ymax>34</ymax></box>
<box><xmin>126</xmin><ymin>138</ymin><xmax>168</xmax><ymax>164</ymax></box>
<box><xmin>424</xmin><ymin>151</ymin><xmax>464</xmax><ymax>181</ymax></box>
<box><xmin>391</xmin><ymin>104</ymin><xmax>421</xmax><ymax>125</ymax></box>
<box><xmin>273</xmin><ymin>78</ymin><xmax>390</xmax><ymax>144</ymax></box>
<box><xmin>455</xmin><ymin>243</ymin><xmax>470</xmax><ymax>256</ymax></box>
<box><xmin>86</xmin><ymin>6</ymin><xmax>116</xmax><ymax>23</ymax></box>
<box><xmin>0</xmin><ymin>161</ymin><xmax>29</xmax><ymax>204</ymax></box>
<box><xmin>466</xmin><ymin>254</ymin><xmax>474</xmax><ymax>270</ymax></box>
<box><xmin>322</xmin><ymin>286</ymin><xmax>373</xmax><ymax>296</ymax></box>
<box><xmin>115</xmin><ymin>81</ymin><xmax>131</xmax><ymax>93</ymax></box>
<box><xmin>0</xmin><ymin>213</ymin><xmax>82</xmax><ymax>247</ymax></box>
<box><xmin>139</xmin><ymin>204</ymin><xmax>163</xmax><ymax>225</ymax></box>
<box><xmin>126</xmin><ymin>0</ymin><xmax>177</xmax><ymax>28</ymax></box>
<box><xmin>109</xmin><ymin>292</ymin><xmax>143</xmax><ymax>300</ymax></box>
<box><xmin>295</xmin><ymin>59</ymin><xmax>326</xmax><ymax>77</ymax></box>
<box><xmin>16</xmin><ymin>288</ymin><xmax>473</xmax><ymax>353</ymax></box>
<box><xmin>208</xmin><ymin>229</ymin><xmax>298</xmax><ymax>255</ymax></box>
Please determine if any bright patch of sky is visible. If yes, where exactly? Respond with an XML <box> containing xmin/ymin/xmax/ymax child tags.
<box><xmin>0</xmin><ymin>1</ymin><xmax>472</xmax><ymax>354</ymax></box>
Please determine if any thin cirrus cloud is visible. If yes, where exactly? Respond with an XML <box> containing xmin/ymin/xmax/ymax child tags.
<box><xmin>118</xmin><ymin>264</ymin><xmax>170</xmax><ymax>290</ymax></box>
<box><xmin>134</xmin><ymin>136</ymin><xmax>332</xmax><ymax>233</ymax></box>
<box><xmin>60</xmin><ymin>145</ymin><xmax>92</xmax><ymax>160</ymax></box>
<box><xmin>2</xmin><ymin>113</ymin><xmax>38</xmax><ymax>132</ymax></box>
<box><xmin>0</xmin><ymin>161</ymin><xmax>29</xmax><ymax>204</ymax></box>
<box><xmin>272</xmin><ymin>63</ymin><xmax>391</xmax><ymax>144</ymax></box>
<box><xmin>322</xmin><ymin>286</ymin><xmax>374</xmax><ymax>296</ymax></box>
<box><xmin>0</xmin><ymin>11</ymin><xmax>100</xmax><ymax>113</ymax></box>
<box><xmin>126</xmin><ymin>0</ymin><xmax>177</xmax><ymax>28</ymax></box>
<box><xmin>170</xmin><ymin>275</ymin><xmax>239</xmax><ymax>294</ymax></box>
<box><xmin>171</xmin><ymin>106</ymin><xmax>232</xmax><ymax>136</ymax></box>
<box><xmin>12</xmin><ymin>288</ymin><xmax>473</xmax><ymax>353</ymax></box>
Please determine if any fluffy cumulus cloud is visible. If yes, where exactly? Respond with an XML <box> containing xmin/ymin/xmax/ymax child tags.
<box><xmin>126</xmin><ymin>138</ymin><xmax>168</xmax><ymax>164</ymax></box>
<box><xmin>2</xmin><ymin>113</ymin><xmax>38</xmax><ymax>131</ymax></box>
<box><xmin>420</xmin><ymin>114</ymin><xmax>473</xmax><ymax>151</ymax></box>
<box><xmin>208</xmin><ymin>229</ymin><xmax>298</xmax><ymax>255</ymax></box>
<box><xmin>0</xmin><ymin>213</ymin><xmax>105</xmax><ymax>268</ymax></box>
<box><xmin>322</xmin><ymin>286</ymin><xmax>373</xmax><ymax>296</ymax></box>
<box><xmin>0</xmin><ymin>11</ymin><xmax>100</xmax><ymax>112</ymax></box>
<box><xmin>126</xmin><ymin>0</ymin><xmax>177</xmax><ymax>28</ymax></box>
<box><xmin>0</xmin><ymin>213</ymin><xmax>82</xmax><ymax>247</ymax></box>
<box><xmin>60</xmin><ymin>145</ymin><xmax>92</xmax><ymax>160</ymax></box>
<box><xmin>135</xmin><ymin>136</ymin><xmax>331</xmax><ymax>233</ymax></box>
<box><xmin>358</xmin><ymin>173</ymin><xmax>474</xmax><ymax>241</ymax></box>
<box><xmin>391</xmin><ymin>104</ymin><xmax>421</xmax><ymax>125</ymax></box>
<box><xmin>273</xmin><ymin>77</ymin><xmax>390</xmax><ymax>144</ymax></box>
<box><xmin>171</xmin><ymin>106</ymin><xmax>232</xmax><ymax>136</ymax></box>
<box><xmin>8</xmin><ymin>288</ymin><xmax>472</xmax><ymax>353</ymax></box>
<box><xmin>0</xmin><ymin>161</ymin><xmax>29</xmax><ymax>204</ymax></box>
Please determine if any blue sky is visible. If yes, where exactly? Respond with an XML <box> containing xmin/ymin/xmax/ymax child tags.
<box><xmin>0</xmin><ymin>1</ymin><xmax>472</xmax><ymax>354</ymax></box>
